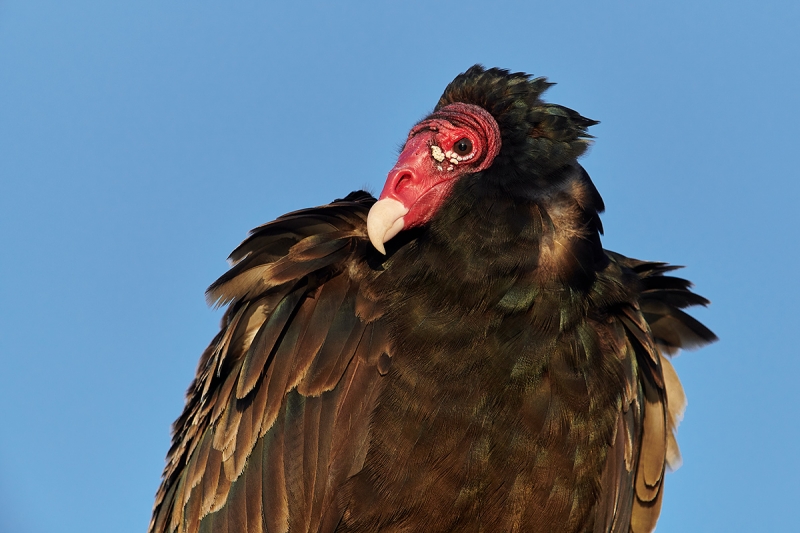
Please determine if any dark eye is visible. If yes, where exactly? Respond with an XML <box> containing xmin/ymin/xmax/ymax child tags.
<box><xmin>453</xmin><ymin>138</ymin><xmax>473</xmax><ymax>156</ymax></box>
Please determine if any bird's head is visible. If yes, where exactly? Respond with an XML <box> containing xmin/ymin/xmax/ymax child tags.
<box><xmin>368</xmin><ymin>65</ymin><xmax>599</xmax><ymax>254</ymax></box>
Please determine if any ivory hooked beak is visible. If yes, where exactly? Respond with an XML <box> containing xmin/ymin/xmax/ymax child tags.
<box><xmin>366</xmin><ymin>198</ymin><xmax>408</xmax><ymax>254</ymax></box>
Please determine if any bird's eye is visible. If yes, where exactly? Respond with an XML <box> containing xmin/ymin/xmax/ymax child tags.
<box><xmin>453</xmin><ymin>138</ymin><xmax>473</xmax><ymax>156</ymax></box>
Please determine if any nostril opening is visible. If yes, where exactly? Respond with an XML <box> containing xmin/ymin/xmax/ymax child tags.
<box><xmin>395</xmin><ymin>172</ymin><xmax>413</xmax><ymax>191</ymax></box>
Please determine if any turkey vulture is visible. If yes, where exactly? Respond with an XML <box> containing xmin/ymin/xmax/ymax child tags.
<box><xmin>150</xmin><ymin>65</ymin><xmax>715</xmax><ymax>533</ymax></box>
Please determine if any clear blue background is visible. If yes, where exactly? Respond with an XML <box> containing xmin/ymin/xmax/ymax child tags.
<box><xmin>1</xmin><ymin>2</ymin><xmax>797</xmax><ymax>532</ymax></box>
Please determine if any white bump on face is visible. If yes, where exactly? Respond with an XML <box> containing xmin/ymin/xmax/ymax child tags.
<box><xmin>447</xmin><ymin>165</ymin><xmax>454</xmax><ymax>171</ymax></box>
<box><xmin>437</xmin><ymin>165</ymin><xmax>443</xmax><ymax>171</ymax></box>
<box><xmin>449</xmin><ymin>158</ymin><xmax>459</xmax><ymax>164</ymax></box>
<box><xmin>431</xmin><ymin>145</ymin><xmax>446</xmax><ymax>162</ymax></box>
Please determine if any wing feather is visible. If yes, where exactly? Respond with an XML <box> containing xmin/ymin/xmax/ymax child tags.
<box><xmin>290</xmin><ymin>274</ymin><xmax>352</xmax><ymax>382</ymax></box>
<box><xmin>149</xmin><ymin>192</ymin><xmax>388</xmax><ymax>533</ymax></box>
<box><xmin>236</xmin><ymin>286</ymin><xmax>306</xmax><ymax>399</ymax></box>
<box><xmin>594</xmin><ymin>253</ymin><xmax>716</xmax><ymax>533</ymax></box>
<box><xmin>259</xmin><ymin>411</ymin><xmax>289</xmax><ymax>533</ymax></box>
<box><xmin>298</xmin><ymin>290</ymin><xmax>365</xmax><ymax>395</ymax></box>
<box><xmin>199</xmin><ymin>444</ymin><xmax>222</xmax><ymax>516</ymax></box>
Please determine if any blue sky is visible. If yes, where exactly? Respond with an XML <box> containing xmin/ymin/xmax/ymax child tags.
<box><xmin>1</xmin><ymin>2</ymin><xmax>798</xmax><ymax>532</ymax></box>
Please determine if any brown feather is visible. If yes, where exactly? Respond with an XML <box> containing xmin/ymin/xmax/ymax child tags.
<box><xmin>186</xmin><ymin>430</ymin><xmax>212</xmax><ymax>493</ymax></box>
<box><xmin>635</xmin><ymin>378</ymin><xmax>666</xmax><ymax>502</ymax></box>
<box><xmin>630</xmin><ymin>483</ymin><xmax>664</xmax><ymax>533</ymax></box>
<box><xmin>210</xmin><ymin>375</ymin><xmax>237</xmax><ymax>449</ymax></box>
<box><xmin>230</xmin><ymin>393</ymin><xmax>254</xmax><ymax>481</ymax></box>
<box><xmin>184</xmin><ymin>477</ymin><xmax>203</xmax><ymax>533</ymax></box>
<box><xmin>296</xmin><ymin>287</ymin><xmax>363</xmax><ymax>395</ymax></box>
<box><xmin>287</xmin><ymin>275</ymin><xmax>351</xmax><ymax>391</ymax></box>
<box><xmin>236</xmin><ymin>287</ymin><xmax>306</xmax><ymax>399</ymax></box>
<box><xmin>242</xmin><ymin>430</ymin><xmax>265</xmax><ymax>533</ymax></box>
<box><xmin>660</xmin><ymin>353</ymin><xmax>685</xmax><ymax>470</ymax></box>
<box><xmin>248</xmin><ymin>355</ymin><xmax>273</xmax><ymax>441</ymax></box>
<box><xmin>261</xmin><ymin>413</ymin><xmax>289</xmax><ymax>533</ymax></box>
<box><xmin>199</xmin><ymin>447</ymin><xmax>223</xmax><ymax>516</ymax></box>
<box><xmin>169</xmin><ymin>474</ymin><xmax>187</xmax><ymax>533</ymax></box>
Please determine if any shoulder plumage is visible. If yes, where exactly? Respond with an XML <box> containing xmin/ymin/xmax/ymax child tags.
<box><xmin>150</xmin><ymin>191</ymin><xmax>391</xmax><ymax>533</ymax></box>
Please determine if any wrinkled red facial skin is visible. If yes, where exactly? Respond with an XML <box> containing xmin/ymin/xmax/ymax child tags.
<box><xmin>378</xmin><ymin>103</ymin><xmax>501</xmax><ymax>230</ymax></box>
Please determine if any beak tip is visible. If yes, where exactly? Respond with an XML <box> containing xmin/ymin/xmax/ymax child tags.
<box><xmin>372</xmin><ymin>239</ymin><xmax>387</xmax><ymax>255</ymax></box>
<box><xmin>366</xmin><ymin>198</ymin><xmax>408</xmax><ymax>256</ymax></box>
